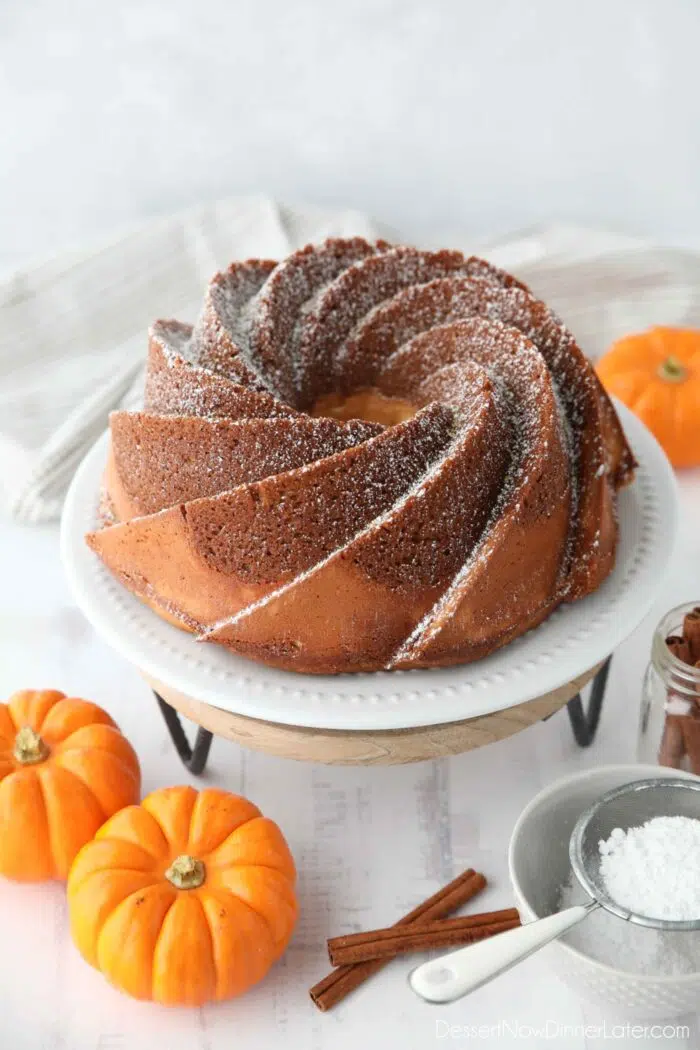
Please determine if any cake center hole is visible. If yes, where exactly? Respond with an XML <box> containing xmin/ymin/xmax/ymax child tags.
<box><xmin>311</xmin><ymin>388</ymin><xmax>417</xmax><ymax>426</ymax></box>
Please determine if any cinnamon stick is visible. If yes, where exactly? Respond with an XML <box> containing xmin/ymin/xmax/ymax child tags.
<box><xmin>662</xmin><ymin>631</ymin><xmax>700</xmax><ymax>772</ymax></box>
<box><xmin>328</xmin><ymin>908</ymin><xmax>520</xmax><ymax>966</ymax></box>
<box><xmin>659</xmin><ymin>714</ymin><xmax>686</xmax><ymax>769</ymax></box>
<box><xmin>663</xmin><ymin>635</ymin><xmax>693</xmax><ymax>769</ymax></box>
<box><xmin>679</xmin><ymin>660</ymin><xmax>700</xmax><ymax>776</ymax></box>
<box><xmin>666</xmin><ymin>634</ymin><xmax>693</xmax><ymax>665</ymax></box>
<box><xmin>683</xmin><ymin>608</ymin><xmax>700</xmax><ymax>663</ymax></box>
<box><xmin>309</xmin><ymin>868</ymin><xmax>486</xmax><ymax>1012</ymax></box>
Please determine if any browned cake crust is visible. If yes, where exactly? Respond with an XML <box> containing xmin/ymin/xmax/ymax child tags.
<box><xmin>86</xmin><ymin>239</ymin><xmax>636</xmax><ymax>674</ymax></box>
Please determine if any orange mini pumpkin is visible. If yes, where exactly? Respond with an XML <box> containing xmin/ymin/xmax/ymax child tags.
<box><xmin>0</xmin><ymin>689</ymin><xmax>140</xmax><ymax>881</ymax></box>
<box><xmin>597</xmin><ymin>326</ymin><xmax>700</xmax><ymax>467</ymax></box>
<box><xmin>67</xmin><ymin>785</ymin><xmax>298</xmax><ymax>1006</ymax></box>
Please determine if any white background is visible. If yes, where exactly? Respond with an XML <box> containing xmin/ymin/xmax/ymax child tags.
<box><xmin>2</xmin><ymin>2</ymin><xmax>700</xmax><ymax>1048</ymax></box>
<box><xmin>3</xmin><ymin>0</ymin><xmax>700</xmax><ymax>274</ymax></box>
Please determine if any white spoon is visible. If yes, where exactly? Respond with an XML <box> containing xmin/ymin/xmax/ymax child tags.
<box><xmin>409</xmin><ymin>777</ymin><xmax>700</xmax><ymax>1004</ymax></box>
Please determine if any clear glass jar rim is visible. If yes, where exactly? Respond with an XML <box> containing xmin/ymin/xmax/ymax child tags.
<box><xmin>651</xmin><ymin>601</ymin><xmax>700</xmax><ymax>695</ymax></box>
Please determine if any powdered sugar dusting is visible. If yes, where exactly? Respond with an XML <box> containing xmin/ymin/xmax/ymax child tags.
<box><xmin>191</xmin><ymin>259</ymin><xmax>276</xmax><ymax>392</ymax></box>
<box><xmin>387</xmin><ymin>316</ymin><xmax>570</xmax><ymax>666</ymax></box>
<box><xmin>147</xmin><ymin>320</ymin><xmax>295</xmax><ymax>421</ymax></box>
<box><xmin>97</xmin><ymin>238</ymin><xmax>635</xmax><ymax>674</ymax></box>
<box><xmin>248</xmin><ymin>238</ymin><xmax>381</xmax><ymax>404</ymax></box>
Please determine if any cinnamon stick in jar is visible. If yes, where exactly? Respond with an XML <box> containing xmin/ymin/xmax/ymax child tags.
<box><xmin>660</xmin><ymin>635</ymin><xmax>693</xmax><ymax>769</ymax></box>
<box><xmin>659</xmin><ymin>714</ymin><xmax>686</xmax><ymax>770</ymax></box>
<box><xmin>681</xmin><ymin>660</ymin><xmax>700</xmax><ymax>777</ymax></box>
<box><xmin>666</xmin><ymin>635</ymin><xmax>693</xmax><ymax>666</ymax></box>
<box><xmin>683</xmin><ymin>608</ymin><xmax>700</xmax><ymax>663</ymax></box>
<box><xmin>662</xmin><ymin>632</ymin><xmax>700</xmax><ymax>775</ymax></box>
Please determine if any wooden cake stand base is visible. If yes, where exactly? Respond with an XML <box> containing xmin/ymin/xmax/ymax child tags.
<box><xmin>143</xmin><ymin>659</ymin><xmax>609</xmax><ymax>769</ymax></box>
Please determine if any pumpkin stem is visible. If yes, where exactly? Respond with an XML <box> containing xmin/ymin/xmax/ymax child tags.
<box><xmin>165</xmin><ymin>854</ymin><xmax>206</xmax><ymax>890</ymax></box>
<box><xmin>658</xmin><ymin>355</ymin><xmax>687</xmax><ymax>383</ymax></box>
<box><xmin>13</xmin><ymin>726</ymin><xmax>49</xmax><ymax>765</ymax></box>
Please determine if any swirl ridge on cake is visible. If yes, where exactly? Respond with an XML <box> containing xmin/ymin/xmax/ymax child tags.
<box><xmin>87</xmin><ymin>238</ymin><xmax>636</xmax><ymax>674</ymax></box>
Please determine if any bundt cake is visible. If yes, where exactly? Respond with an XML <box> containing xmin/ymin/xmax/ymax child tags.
<box><xmin>87</xmin><ymin>238</ymin><xmax>636</xmax><ymax>674</ymax></box>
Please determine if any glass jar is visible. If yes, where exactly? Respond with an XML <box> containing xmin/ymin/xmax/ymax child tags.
<box><xmin>638</xmin><ymin>602</ymin><xmax>700</xmax><ymax>775</ymax></box>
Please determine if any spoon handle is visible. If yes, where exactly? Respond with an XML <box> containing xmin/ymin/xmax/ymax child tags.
<box><xmin>409</xmin><ymin>903</ymin><xmax>596</xmax><ymax>1003</ymax></box>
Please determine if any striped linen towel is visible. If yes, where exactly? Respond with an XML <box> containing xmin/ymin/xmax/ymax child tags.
<box><xmin>2</xmin><ymin>202</ymin><xmax>700</xmax><ymax>524</ymax></box>
<box><xmin>0</xmin><ymin>195</ymin><xmax>379</xmax><ymax>523</ymax></box>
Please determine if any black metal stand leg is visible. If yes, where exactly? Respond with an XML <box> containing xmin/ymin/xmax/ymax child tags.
<box><xmin>154</xmin><ymin>691</ymin><xmax>214</xmax><ymax>774</ymax></box>
<box><xmin>566</xmin><ymin>656</ymin><xmax>612</xmax><ymax>748</ymax></box>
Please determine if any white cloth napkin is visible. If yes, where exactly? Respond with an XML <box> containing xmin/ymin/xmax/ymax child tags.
<box><xmin>2</xmin><ymin>198</ymin><xmax>700</xmax><ymax>524</ymax></box>
<box><xmin>0</xmin><ymin>195</ymin><xmax>380</xmax><ymax>523</ymax></box>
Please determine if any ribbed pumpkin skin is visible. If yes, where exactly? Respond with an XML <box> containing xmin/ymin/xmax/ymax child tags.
<box><xmin>0</xmin><ymin>690</ymin><xmax>141</xmax><ymax>881</ymax></box>
<box><xmin>597</xmin><ymin>326</ymin><xmax>700</xmax><ymax>468</ymax></box>
<box><xmin>66</xmin><ymin>785</ymin><xmax>298</xmax><ymax>1006</ymax></box>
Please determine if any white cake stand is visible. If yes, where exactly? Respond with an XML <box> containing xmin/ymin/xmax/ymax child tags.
<box><xmin>61</xmin><ymin>403</ymin><xmax>677</xmax><ymax>765</ymax></box>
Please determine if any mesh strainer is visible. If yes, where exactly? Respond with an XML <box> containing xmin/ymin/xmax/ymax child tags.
<box><xmin>409</xmin><ymin>777</ymin><xmax>700</xmax><ymax>1004</ymax></box>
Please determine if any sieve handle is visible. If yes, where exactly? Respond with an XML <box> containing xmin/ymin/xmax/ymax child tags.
<box><xmin>408</xmin><ymin>902</ymin><xmax>597</xmax><ymax>1004</ymax></box>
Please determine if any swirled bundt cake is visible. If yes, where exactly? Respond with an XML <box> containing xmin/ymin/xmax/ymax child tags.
<box><xmin>87</xmin><ymin>238</ymin><xmax>636</xmax><ymax>674</ymax></box>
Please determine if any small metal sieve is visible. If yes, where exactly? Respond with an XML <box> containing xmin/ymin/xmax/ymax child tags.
<box><xmin>409</xmin><ymin>777</ymin><xmax>700</xmax><ymax>1004</ymax></box>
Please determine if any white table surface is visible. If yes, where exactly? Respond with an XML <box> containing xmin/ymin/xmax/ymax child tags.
<box><xmin>0</xmin><ymin>473</ymin><xmax>698</xmax><ymax>1049</ymax></box>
